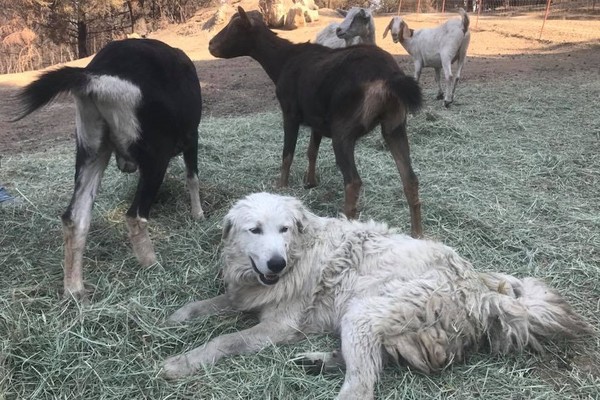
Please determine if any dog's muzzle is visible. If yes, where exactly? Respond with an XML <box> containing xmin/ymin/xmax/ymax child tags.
<box><xmin>250</xmin><ymin>257</ymin><xmax>282</xmax><ymax>285</ymax></box>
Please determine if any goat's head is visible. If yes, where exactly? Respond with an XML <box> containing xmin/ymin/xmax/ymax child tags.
<box><xmin>383</xmin><ymin>16</ymin><xmax>412</xmax><ymax>43</ymax></box>
<box><xmin>209</xmin><ymin>7</ymin><xmax>265</xmax><ymax>58</ymax></box>
<box><xmin>336</xmin><ymin>7</ymin><xmax>372</xmax><ymax>41</ymax></box>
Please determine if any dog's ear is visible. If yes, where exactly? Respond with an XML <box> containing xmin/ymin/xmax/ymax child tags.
<box><xmin>222</xmin><ymin>217</ymin><xmax>233</xmax><ymax>241</ymax></box>
<box><xmin>296</xmin><ymin>219</ymin><xmax>304</xmax><ymax>234</ymax></box>
<box><xmin>288</xmin><ymin>198</ymin><xmax>310</xmax><ymax>235</ymax></box>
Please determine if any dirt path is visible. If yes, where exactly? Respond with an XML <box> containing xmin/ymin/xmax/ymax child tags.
<box><xmin>1</xmin><ymin>10</ymin><xmax>598</xmax><ymax>155</ymax></box>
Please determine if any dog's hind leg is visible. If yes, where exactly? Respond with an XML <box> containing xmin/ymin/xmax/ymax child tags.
<box><xmin>335</xmin><ymin>301</ymin><xmax>384</xmax><ymax>400</ymax></box>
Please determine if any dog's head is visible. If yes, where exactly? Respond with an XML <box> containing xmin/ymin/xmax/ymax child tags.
<box><xmin>221</xmin><ymin>192</ymin><xmax>309</xmax><ymax>286</ymax></box>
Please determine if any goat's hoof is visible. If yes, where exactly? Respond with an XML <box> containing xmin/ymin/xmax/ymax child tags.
<box><xmin>303</xmin><ymin>181</ymin><xmax>318</xmax><ymax>189</ymax></box>
<box><xmin>139</xmin><ymin>252</ymin><xmax>157</xmax><ymax>267</ymax></box>
<box><xmin>62</xmin><ymin>287</ymin><xmax>90</xmax><ymax>304</ymax></box>
<box><xmin>191</xmin><ymin>209</ymin><xmax>205</xmax><ymax>220</ymax></box>
<box><xmin>436</xmin><ymin>93</ymin><xmax>444</xmax><ymax>100</ymax></box>
<box><xmin>444</xmin><ymin>100</ymin><xmax>453</xmax><ymax>108</ymax></box>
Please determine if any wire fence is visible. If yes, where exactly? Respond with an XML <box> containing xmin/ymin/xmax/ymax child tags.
<box><xmin>382</xmin><ymin>0</ymin><xmax>599</xmax><ymax>40</ymax></box>
<box><xmin>389</xmin><ymin>0</ymin><xmax>598</xmax><ymax>14</ymax></box>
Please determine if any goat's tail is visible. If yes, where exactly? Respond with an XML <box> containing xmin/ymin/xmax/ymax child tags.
<box><xmin>458</xmin><ymin>8</ymin><xmax>470</xmax><ymax>34</ymax></box>
<box><xmin>13</xmin><ymin>67</ymin><xmax>89</xmax><ymax>121</ymax></box>
<box><xmin>387</xmin><ymin>73</ymin><xmax>422</xmax><ymax>114</ymax></box>
<box><xmin>478</xmin><ymin>272</ymin><xmax>593</xmax><ymax>354</ymax></box>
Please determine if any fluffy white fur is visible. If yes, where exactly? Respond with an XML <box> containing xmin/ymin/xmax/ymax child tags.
<box><xmin>163</xmin><ymin>193</ymin><xmax>591</xmax><ymax>399</ymax></box>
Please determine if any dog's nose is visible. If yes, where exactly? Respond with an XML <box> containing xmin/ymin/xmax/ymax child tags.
<box><xmin>267</xmin><ymin>256</ymin><xmax>286</xmax><ymax>273</ymax></box>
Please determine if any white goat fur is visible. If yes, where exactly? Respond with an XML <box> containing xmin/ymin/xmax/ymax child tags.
<box><xmin>384</xmin><ymin>9</ymin><xmax>470</xmax><ymax>106</ymax></box>
<box><xmin>315</xmin><ymin>7</ymin><xmax>375</xmax><ymax>48</ymax></box>
<box><xmin>163</xmin><ymin>193</ymin><xmax>591</xmax><ymax>399</ymax></box>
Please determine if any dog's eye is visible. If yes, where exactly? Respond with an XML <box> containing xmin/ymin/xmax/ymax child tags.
<box><xmin>280</xmin><ymin>226</ymin><xmax>289</xmax><ymax>233</ymax></box>
<box><xmin>249</xmin><ymin>227</ymin><xmax>262</xmax><ymax>234</ymax></box>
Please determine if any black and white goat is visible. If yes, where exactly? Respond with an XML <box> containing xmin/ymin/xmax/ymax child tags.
<box><xmin>384</xmin><ymin>9</ymin><xmax>470</xmax><ymax>107</ymax></box>
<box><xmin>315</xmin><ymin>7</ymin><xmax>376</xmax><ymax>48</ymax></box>
<box><xmin>209</xmin><ymin>8</ymin><xmax>424</xmax><ymax>237</ymax></box>
<box><xmin>14</xmin><ymin>38</ymin><xmax>203</xmax><ymax>299</ymax></box>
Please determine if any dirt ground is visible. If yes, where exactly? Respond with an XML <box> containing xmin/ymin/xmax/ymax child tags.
<box><xmin>0</xmin><ymin>5</ymin><xmax>599</xmax><ymax>155</ymax></box>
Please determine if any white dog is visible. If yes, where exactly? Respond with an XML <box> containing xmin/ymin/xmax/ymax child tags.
<box><xmin>163</xmin><ymin>193</ymin><xmax>591</xmax><ymax>399</ymax></box>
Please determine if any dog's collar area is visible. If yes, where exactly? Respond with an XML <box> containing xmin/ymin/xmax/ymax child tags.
<box><xmin>250</xmin><ymin>257</ymin><xmax>280</xmax><ymax>285</ymax></box>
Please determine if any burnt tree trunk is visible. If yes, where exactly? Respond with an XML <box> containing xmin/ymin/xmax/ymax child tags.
<box><xmin>77</xmin><ymin>20</ymin><xmax>88</xmax><ymax>58</ymax></box>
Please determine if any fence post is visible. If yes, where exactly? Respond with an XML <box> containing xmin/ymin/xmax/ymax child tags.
<box><xmin>442</xmin><ymin>0</ymin><xmax>446</xmax><ymax>13</ymax></box>
<box><xmin>539</xmin><ymin>0</ymin><xmax>552</xmax><ymax>40</ymax></box>
<box><xmin>397</xmin><ymin>0</ymin><xmax>403</xmax><ymax>14</ymax></box>
<box><xmin>417</xmin><ymin>0</ymin><xmax>421</xmax><ymax>13</ymax></box>
<box><xmin>475</xmin><ymin>0</ymin><xmax>482</xmax><ymax>29</ymax></box>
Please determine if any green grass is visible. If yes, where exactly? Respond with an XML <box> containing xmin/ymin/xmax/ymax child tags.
<box><xmin>1</xmin><ymin>71</ymin><xmax>599</xmax><ymax>400</ymax></box>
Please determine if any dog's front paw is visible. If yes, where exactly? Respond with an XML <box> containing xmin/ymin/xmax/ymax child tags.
<box><xmin>165</xmin><ymin>309</ymin><xmax>189</xmax><ymax>325</ymax></box>
<box><xmin>162</xmin><ymin>354</ymin><xmax>196</xmax><ymax>380</ymax></box>
<box><xmin>166</xmin><ymin>308</ymin><xmax>191</xmax><ymax>325</ymax></box>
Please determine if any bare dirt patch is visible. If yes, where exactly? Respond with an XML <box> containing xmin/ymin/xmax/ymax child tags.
<box><xmin>1</xmin><ymin>10</ymin><xmax>599</xmax><ymax>155</ymax></box>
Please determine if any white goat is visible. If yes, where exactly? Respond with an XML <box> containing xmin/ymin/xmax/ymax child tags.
<box><xmin>384</xmin><ymin>9</ymin><xmax>470</xmax><ymax>107</ymax></box>
<box><xmin>315</xmin><ymin>7</ymin><xmax>375</xmax><ymax>48</ymax></box>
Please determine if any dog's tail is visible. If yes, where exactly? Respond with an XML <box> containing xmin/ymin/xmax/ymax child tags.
<box><xmin>12</xmin><ymin>67</ymin><xmax>90</xmax><ymax>122</ymax></box>
<box><xmin>478</xmin><ymin>272</ymin><xmax>593</xmax><ymax>354</ymax></box>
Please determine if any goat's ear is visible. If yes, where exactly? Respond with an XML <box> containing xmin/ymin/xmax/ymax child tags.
<box><xmin>222</xmin><ymin>217</ymin><xmax>233</xmax><ymax>241</ymax></box>
<box><xmin>383</xmin><ymin>19</ymin><xmax>392</xmax><ymax>38</ymax></box>
<box><xmin>237</xmin><ymin>6</ymin><xmax>251</xmax><ymax>27</ymax></box>
<box><xmin>401</xmin><ymin>21</ymin><xmax>412</xmax><ymax>39</ymax></box>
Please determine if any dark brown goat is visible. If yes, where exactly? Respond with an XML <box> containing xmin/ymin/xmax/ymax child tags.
<box><xmin>210</xmin><ymin>7</ymin><xmax>423</xmax><ymax>237</ymax></box>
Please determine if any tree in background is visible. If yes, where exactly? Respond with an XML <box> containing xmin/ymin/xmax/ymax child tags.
<box><xmin>43</xmin><ymin>0</ymin><xmax>126</xmax><ymax>58</ymax></box>
<box><xmin>0</xmin><ymin>0</ymin><xmax>211</xmax><ymax>73</ymax></box>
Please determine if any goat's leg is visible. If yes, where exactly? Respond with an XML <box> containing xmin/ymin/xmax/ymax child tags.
<box><xmin>442</xmin><ymin>60</ymin><xmax>454</xmax><ymax>107</ymax></box>
<box><xmin>182</xmin><ymin>141</ymin><xmax>204</xmax><ymax>220</ymax></box>
<box><xmin>332</xmin><ymin>134</ymin><xmax>361</xmax><ymax>219</ymax></box>
<box><xmin>450</xmin><ymin>35</ymin><xmax>470</xmax><ymax>102</ymax></box>
<box><xmin>451</xmin><ymin>52</ymin><xmax>468</xmax><ymax>102</ymax></box>
<box><xmin>278</xmin><ymin>115</ymin><xmax>301</xmax><ymax>188</ymax></box>
<box><xmin>304</xmin><ymin>129</ymin><xmax>323</xmax><ymax>189</ymax></box>
<box><xmin>434</xmin><ymin>68</ymin><xmax>444</xmax><ymax>100</ymax></box>
<box><xmin>381</xmin><ymin>118</ymin><xmax>422</xmax><ymax>238</ymax></box>
<box><xmin>126</xmin><ymin>157</ymin><xmax>170</xmax><ymax>267</ymax></box>
<box><xmin>413</xmin><ymin>61</ymin><xmax>423</xmax><ymax>82</ymax></box>
<box><xmin>62</xmin><ymin>142</ymin><xmax>112</xmax><ymax>299</ymax></box>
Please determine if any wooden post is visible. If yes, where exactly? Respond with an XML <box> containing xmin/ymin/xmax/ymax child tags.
<box><xmin>417</xmin><ymin>0</ymin><xmax>422</xmax><ymax>13</ymax></box>
<box><xmin>539</xmin><ymin>0</ymin><xmax>552</xmax><ymax>40</ymax></box>
<box><xmin>476</xmin><ymin>0</ymin><xmax>483</xmax><ymax>29</ymax></box>
<box><xmin>397</xmin><ymin>0</ymin><xmax>403</xmax><ymax>14</ymax></box>
<box><xmin>442</xmin><ymin>0</ymin><xmax>446</xmax><ymax>13</ymax></box>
